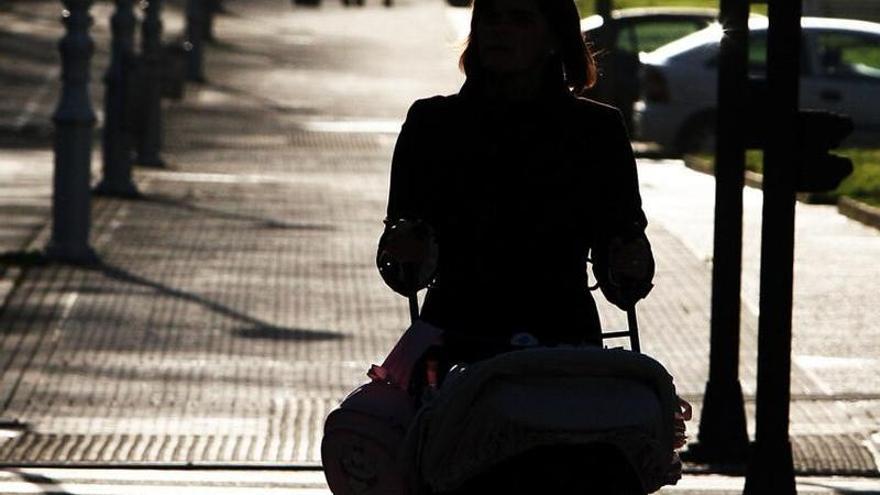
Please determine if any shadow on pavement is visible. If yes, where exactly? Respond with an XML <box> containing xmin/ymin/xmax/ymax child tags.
<box><xmin>0</xmin><ymin>125</ymin><xmax>53</xmax><ymax>149</ymax></box>
<box><xmin>234</xmin><ymin>325</ymin><xmax>344</xmax><ymax>341</ymax></box>
<box><xmin>0</xmin><ymin>30</ymin><xmax>58</xmax><ymax>66</ymax></box>
<box><xmin>5</xmin><ymin>469</ymin><xmax>74</xmax><ymax>495</ymax></box>
<box><xmin>204</xmin><ymin>81</ymin><xmax>320</xmax><ymax>116</ymax></box>
<box><xmin>798</xmin><ymin>481</ymin><xmax>880</xmax><ymax>495</ymax></box>
<box><xmin>97</xmin><ymin>262</ymin><xmax>346</xmax><ymax>342</ymax></box>
<box><xmin>144</xmin><ymin>194</ymin><xmax>336</xmax><ymax>232</ymax></box>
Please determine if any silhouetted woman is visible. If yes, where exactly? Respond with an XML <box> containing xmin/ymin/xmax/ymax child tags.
<box><xmin>379</xmin><ymin>0</ymin><xmax>654</xmax><ymax>363</ymax></box>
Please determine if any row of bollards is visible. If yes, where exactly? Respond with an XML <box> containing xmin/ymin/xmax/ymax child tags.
<box><xmin>47</xmin><ymin>0</ymin><xmax>99</xmax><ymax>263</ymax></box>
<box><xmin>95</xmin><ymin>0</ymin><xmax>138</xmax><ymax>198</ymax></box>
<box><xmin>48</xmin><ymin>0</ymin><xmax>219</xmax><ymax>263</ymax></box>
<box><xmin>136</xmin><ymin>0</ymin><xmax>166</xmax><ymax>168</ymax></box>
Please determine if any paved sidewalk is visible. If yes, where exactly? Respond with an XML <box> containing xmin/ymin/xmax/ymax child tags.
<box><xmin>0</xmin><ymin>0</ymin><xmax>879</xmax><ymax>486</ymax></box>
<box><xmin>0</xmin><ymin>468</ymin><xmax>876</xmax><ymax>494</ymax></box>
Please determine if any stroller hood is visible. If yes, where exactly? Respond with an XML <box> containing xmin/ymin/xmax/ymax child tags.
<box><xmin>406</xmin><ymin>347</ymin><xmax>679</xmax><ymax>493</ymax></box>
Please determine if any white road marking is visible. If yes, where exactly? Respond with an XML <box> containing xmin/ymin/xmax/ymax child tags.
<box><xmin>299</xmin><ymin>120</ymin><xmax>402</xmax><ymax>134</ymax></box>
<box><xmin>138</xmin><ymin>172</ymin><xmax>384</xmax><ymax>195</ymax></box>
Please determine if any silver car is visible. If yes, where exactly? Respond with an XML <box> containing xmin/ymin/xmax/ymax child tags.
<box><xmin>633</xmin><ymin>16</ymin><xmax>880</xmax><ymax>154</ymax></box>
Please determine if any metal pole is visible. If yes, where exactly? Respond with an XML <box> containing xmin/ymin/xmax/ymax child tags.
<box><xmin>46</xmin><ymin>0</ymin><xmax>98</xmax><ymax>264</ymax></box>
<box><xmin>743</xmin><ymin>0</ymin><xmax>801</xmax><ymax>492</ymax></box>
<box><xmin>186</xmin><ymin>0</ymin><xmax>206</xmax><ymax>82</ymax></box>
<box><xmin>203</xmin><ymin>0</ymin><xmax>219</xmax><ymax>42</ymax></box>
<box><xmin>135</xmin><ymin>0</ymin><xmax>165</xmax><ymax>167</ymax></box>
<box><xmin>688</xmin><ymin>0</ymin><xmax>750</xmax><ymax>463</ymax></box>
<box><xmin>626</xmin><ymin>307</ymin><xmax>640</xmax><ymax>353</ymax></box>
<box><xmin>95</xmin><ymin>0</ymin><xmax>140</xmax><ymax>198</ymax></box>
<box><xmin>408</xmin><ymin>295</ymin><xmax>419</xmax><ymax>325</ymax></box>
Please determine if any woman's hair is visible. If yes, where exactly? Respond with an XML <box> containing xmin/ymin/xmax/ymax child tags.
<box><xmin>459</xmin><ymin>0</ymin><xmax>598</xmax><ymax>95</ymax></box>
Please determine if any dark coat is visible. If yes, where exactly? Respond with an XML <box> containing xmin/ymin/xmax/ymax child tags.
<box><xmin>384</xmin><ymin>81</ymin><xmax>647</xmax><ymax>355</ymax></box>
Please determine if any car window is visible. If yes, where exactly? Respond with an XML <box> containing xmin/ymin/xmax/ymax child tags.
<box><xmin>616</xmin><ymin>25</ymin><xmax>638</xmax><ymax>54</ymax></box>
<box><xmin>747</xmin><ymin>33</ymin><xmax>767</xmax><ymax>70</ymax></box>
<box><xmin>704</xmin><ymin>32</ymin><xmax>766</xmax><ymax>69</ymax></box>
<box><xmin>705</xmin><ymin>31</ymin><xmax>809</xmax><ymax>75</ymax></box>
<box><xmin>813</xmin><ymin>31</ymin><xmax>880</xmax><ymax>80</ymax></box>
<box><xmin>633</xmin><ymin>20</ymin><xmax>709</xmax><ymax>53</ymax></box>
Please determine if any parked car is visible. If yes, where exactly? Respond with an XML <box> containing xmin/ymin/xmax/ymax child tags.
<box><xmin>581</xmin><ymin>8</ymin><xmax>717</xmax><ymax>130</ymax></box>
<box><xmin>634</xmin><ymin>16</ymin><xmax>880</xmax><ymax>154</ymax></box>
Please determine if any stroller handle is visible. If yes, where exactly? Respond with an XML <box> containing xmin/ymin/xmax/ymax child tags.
<box><xmin>407</xmin><ymin>294</ymin><xmax>643</xmax><ymax>354</ymax></box>
<box><xmin>625</xmin><ymin>307</ymin><xmax>641</xmax><ymax>353</ymax></box>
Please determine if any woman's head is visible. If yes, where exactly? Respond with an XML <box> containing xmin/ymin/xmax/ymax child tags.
<box><xmin>460</xmin><ymin>0</ymin><xmax>597</xmax><ymax>95</ymax></box>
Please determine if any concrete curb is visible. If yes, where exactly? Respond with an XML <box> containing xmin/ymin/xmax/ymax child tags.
<box><xmin>683</xmin><ymin>155</ymin><xmax>880</xmax><ymax>231</ymax></box>
<box><xmin>839</xmin><ymin>196</ymin><xmax>880</xmax><ymax>231</ymax></box>
<box><xmin>682</xmin><ymin>155</ymin><xmax>764</xmax><ymax>189</ymax></box>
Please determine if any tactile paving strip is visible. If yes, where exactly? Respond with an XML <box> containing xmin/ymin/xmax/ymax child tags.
<box><xmin>682</xmin><ymin>400</ymin><xmax>880</xmax><ymax>475</ymax></box>
<box><xmin>0</xmin><ymin>398</ymin><xmax>336</xmax><ymax>465</ymax></box>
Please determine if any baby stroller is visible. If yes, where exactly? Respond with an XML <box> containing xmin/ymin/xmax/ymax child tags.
<box><xmin>322</xmin><ymin>220</ymin><xmax>688</xmax><ymax>494</ymax></box>
<box><xmin>322</xmin><ymin>302</ymin><xmax>688</xmax><ymax>495</ymax></box>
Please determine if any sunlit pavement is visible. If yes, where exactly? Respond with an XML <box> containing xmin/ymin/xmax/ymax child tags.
<box><xmin>0</xmin><ymin>469</ymin><xmax>876</xmax><ymax>494</ymax></box>
<box><xmin>0</xmin><ymin>0</ymin><xmax>879</xmax><ymax>491</ymax></box>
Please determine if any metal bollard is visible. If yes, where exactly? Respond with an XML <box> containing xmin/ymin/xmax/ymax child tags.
<box><xmin>95</xmin><ymin>0</ymin><xmax>140</xmax><ymax>198</ymax></box>
<box><xmin>185</xmin><ymin>0</ymin><xmax>206</xmax><ymax>82</ymax></box>
<box><xmin>135</xmin><ymin>0</ymin><xmax>165</xmax><ymax>167</ymax></box>
<box><xmin>203</xmin><ymin>0</ymin><xmax>219</xmax><ymax>42</ymax></box>
<box><xmin>46</xmin><ymin>0</ymin><xmax>99</xmax><ymax>264</ymax></box>
<box><xmin>160</xmin><ymin>42</ymin><xmax>188</xmax><ymax>100</ymax></box>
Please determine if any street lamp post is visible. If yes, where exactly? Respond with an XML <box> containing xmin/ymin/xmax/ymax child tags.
<box><xmin>743</xmin><ymin>0</ymin><xmax>802</xmax><ymax>492</ymax></box>
<box><xmin>186</xmin><ymin>0</ymin><xmax>207</xmax><ymax>82</ymax></box>
<box><xmin>203</xmin><ymin>0</ymin><xmax>219</xmax><ymax>42</ymax></box>
<box><xmin>135</xmin><ymin>0</ymin><xmax>165</xmax><ymax>167</ymax></box>
<box><xmin>687</xmin><ymin>0</ymin><xmax>750</xmax><ymax>464</ymax></box>
<box><xmin>95</xmin><ymin>0</ymin><xmax>140</xmax><ymax>197</ymax></box>
<box><xmin>46</xmin><ymin>0</ymin><xmax>98</xmax><ymax>264</ymax></box>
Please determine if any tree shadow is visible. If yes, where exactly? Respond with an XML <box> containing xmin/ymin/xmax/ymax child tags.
<box><xmin>95</xmin><ymin>261</ymin><xmax>345</xmax><ymax>342</ymax></box>
<box><xmin>234</xmin><ymin>325</ymin><xmax>344</xmax><ymax>341</ymax></box>
<box><xmin>185</xmin><ymin>80</ymin><xmax>320</xmax><ymax>117</ymax></box>
<box><xmin>0</xmin><ymin>124</ymin><xmax>53</xmax><ymax>149</ymax></box>
<box><xmin>0</xmin><ymin>29</ymin><xmax>58</xmax><ymax>66</ymax></box>
<box><xmin>3</xmin><ymin>469</ymin><xmax>74</xmax><ymax>495</ymax></box>
<box><xmin>142</xmin><ymin>193</ymin><xmax>336</xmax><ymax>231</ymax></box>
<box><xmin>798</xmin><ymin>482</ymin><xmax>880</xmax><ymax>494</ymax></box>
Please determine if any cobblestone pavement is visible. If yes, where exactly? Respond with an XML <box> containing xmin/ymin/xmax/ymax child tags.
<box><xmin>0</xmin><ymin>0</ymin><xmax>879</xmax><ymax>486</ymax></box>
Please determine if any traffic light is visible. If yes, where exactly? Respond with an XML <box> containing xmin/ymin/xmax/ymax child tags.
<box><xmin>795</xmin><ymin>110</ymin><xmax>854</xmax><ymax>193</ymax></box>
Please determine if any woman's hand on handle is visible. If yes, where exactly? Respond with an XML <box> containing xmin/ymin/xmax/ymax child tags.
<box><xmin>376</xmin><ymin>218</ymin><xmax>439</xmax><ymax>296</ymax></box>
<box><xmin>593</xmin><ymin>233</ymin><xmax>655</xmax><ymax>310</ymax></box>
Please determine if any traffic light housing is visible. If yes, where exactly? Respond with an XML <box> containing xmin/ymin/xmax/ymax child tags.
<box><xmin>795</xmin><ymin>110</ymin><xmax>854</xmax><ymax>193</ymax></box>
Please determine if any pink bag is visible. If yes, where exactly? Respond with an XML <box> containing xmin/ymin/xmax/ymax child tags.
<box><xmin>322</xmin><ymin>322</ymin><xmax>443</xmax><ymax>495</ymax></box>
<box><xmin>322</xmin><ymin>381</ymin><xmax>414</xmax><ymax>495</ymax></box>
